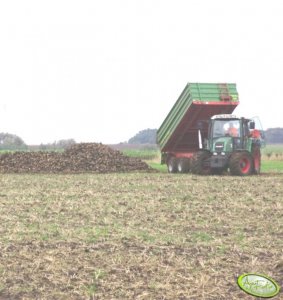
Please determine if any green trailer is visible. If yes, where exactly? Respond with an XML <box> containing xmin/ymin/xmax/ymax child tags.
<box><xmin>157</xmin><ymin>83</ymin><xmax>264</xmax><ymax>175</ymax></box>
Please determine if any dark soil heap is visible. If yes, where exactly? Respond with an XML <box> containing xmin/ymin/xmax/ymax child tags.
<box><xmin>0</xmin><ymin>143</ymin><xmax>152</xmax><ymax>173</ymax></box>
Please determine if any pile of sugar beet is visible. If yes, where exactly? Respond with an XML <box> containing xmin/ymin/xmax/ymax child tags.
<box><xmin>0</xmin><ymin>143</ymin><xmax>152</xmax><ymax>173</ymax></box>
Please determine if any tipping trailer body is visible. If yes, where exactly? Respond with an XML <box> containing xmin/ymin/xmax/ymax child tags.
<box><xmin>157</xmin><ymin>83</ymin><xmax>239</xmax><ymax>162</ymax></box>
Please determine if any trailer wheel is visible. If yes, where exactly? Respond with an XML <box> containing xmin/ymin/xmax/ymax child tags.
<box><xmin>229</xmin><ymin>152</ymin><xmax>253</xmax><ymax>176</ymax></box>
<box><xmin>177</xmin><ymin>158</ymin><xmax>190</xmax><ymax>173</ymax></box>
<box><xmin>167</xmin><ymin>157</ymin><xmax>177</xmax><ymax>173</ymax></box>
<box><xmin>191</xmin><ymin>151</ymin><xmax>211</xmax><ymax>175</ymax></box>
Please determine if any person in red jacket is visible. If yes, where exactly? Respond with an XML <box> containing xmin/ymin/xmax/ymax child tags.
<box><xmin>226</xmin><ymin>122</ymin><xmax>239</xmax><ymax>137</ymax></box>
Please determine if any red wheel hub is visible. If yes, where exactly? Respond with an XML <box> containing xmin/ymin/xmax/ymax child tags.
<box><xmin>240</xmin><ymin>157</ymin><xmax>251</xmax><ymax>174</ymax></box>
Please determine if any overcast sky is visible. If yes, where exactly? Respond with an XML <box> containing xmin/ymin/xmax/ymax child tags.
<box><xmin>0</xmin><ymin>1</ymin><xmax>283</xmax><ymax>145</ymax></box>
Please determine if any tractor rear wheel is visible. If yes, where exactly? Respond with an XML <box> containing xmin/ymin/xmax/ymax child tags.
<box><xmin>167</xmin><ymin>157</ymin><xmax>177</xmax><ymax>173</ymax></box>
<box><xmin>191</xmin><ymin>151</ymin><xmax>211</xmax><ymax>175</ymax></box>
<box><xmin>177</xmin><ymin>158</ymin><xmax>190</xmax><ymax>173</ymax></box>
<box><xmin>229</xmin><ymin>152</ymin><xmax>253</xmax><ymax>176</ymax></box>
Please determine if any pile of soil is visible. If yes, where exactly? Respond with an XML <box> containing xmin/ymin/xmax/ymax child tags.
<box><xmin>0</xmin><ymin>143</ymin><xmax>152</xmax><ymax>173</ymax></box>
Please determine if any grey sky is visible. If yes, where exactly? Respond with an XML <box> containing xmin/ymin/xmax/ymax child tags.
<box><xmin>1</xmin><ymin>1</ymin><xmax>282</xmax><ymax>144</ymax></box>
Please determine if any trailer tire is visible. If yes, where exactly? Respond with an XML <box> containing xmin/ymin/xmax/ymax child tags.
<box><xmin>177</xmin><ymin>158</ymin><xmax>190</xmax><ymax>173</ymax></box>
<box><xmin>191</xmin><ymin>151</ymin><xmax>211</xmax><ymax>175</ymax></box>
<box><xmin>167</xmin><ymin>157</ymin><xmax>178</xmax><ymax>173</ymax></box>
<box><xmin>229</xmin><ymin>152</ymin><xmax>253</xmax><ymax>176</ymax></box>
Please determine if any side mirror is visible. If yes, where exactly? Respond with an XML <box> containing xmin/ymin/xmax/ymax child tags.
<box><xmin>249</xmin><ymin>121</ymin><xmax>255</xmax><ymax>130</ymax></box>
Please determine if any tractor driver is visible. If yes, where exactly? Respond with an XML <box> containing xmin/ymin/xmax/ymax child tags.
<box><xmin>225</xmin><ymin>122</ymin><xmax>239</xmax><ymax>137</ymax></box>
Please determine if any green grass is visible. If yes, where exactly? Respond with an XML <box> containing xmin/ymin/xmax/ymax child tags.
<box><xmin>262</xmin><ymin>160</ymin><xmax>283</xmax><ymax>172</ymax></box>
<box><xmin>147</xmin><ymin>162</ymin><xmax>167</xmax><ymax>172</ymax></box>
<box><xmin>122</xmin><ymin>149</ymin><xmax>159</xmax><ymax>160</ymax></box>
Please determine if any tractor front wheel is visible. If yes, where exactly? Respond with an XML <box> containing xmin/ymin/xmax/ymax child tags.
<box><xmin>229</xmin><ymin>152</ymin><xmax>253</xmax><ymax>176</ymax></box>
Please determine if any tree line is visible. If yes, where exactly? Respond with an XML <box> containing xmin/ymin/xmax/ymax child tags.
<box><xmin>128</xmin><ymin>128</ymin><xmax>283</xmax><ymax>145</ymax></box>
<box><xmin>264</xmin><ymin>128</ymin><xmax>283</xmax><ymax>144</ymax></box>
<box><xmin>0</xmin><ymin>133</ymin><xmax>76</xmax><ymax>151</ymax></box>
<box><xmin>0</xmin><ymin>128</ymin><xmax>282</xmax><ymax>151</ymax></box>
<box><xmin>0</xmin><ymin>133</ymin><xmax>27</xmax><ymax>150</ymax></box>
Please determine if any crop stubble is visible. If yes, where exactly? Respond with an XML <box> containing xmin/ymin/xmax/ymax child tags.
<box><xmin>0</xmin><ymin>173</ymin><xmax>282</xmax><ymax>299</ymax></box>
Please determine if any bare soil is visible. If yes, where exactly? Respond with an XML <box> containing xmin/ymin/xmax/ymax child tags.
<box><xmin>0</xmin><ymin>173</ymin><xmax>282</xmax><ymax>299</ymax></box>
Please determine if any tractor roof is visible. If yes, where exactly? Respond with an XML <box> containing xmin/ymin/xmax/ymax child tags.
<box><xmin>211</xmin><ymin>114</ymin><xmax>239</xmax><ymax>120</ymax></box>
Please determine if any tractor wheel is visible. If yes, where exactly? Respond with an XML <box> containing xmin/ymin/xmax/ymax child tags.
<box><xmin>191</xmin><ymin>151</ymin><xmax>211</xmax><ymax>175</ymax></box>
<box><xmin>252</xmin><ymin>146</ymin><xmax>261</xmax><ymax>174</ymax></box>
<box><xmin>167</xmin><ymin>157</ymin><xmax>177</xmax><ymax>173</ymax></box>
<box><xmin>177</xmin><ymin>158</ymin><xmax>190</xmax><ymax>173</ymax></box>
<box><xmin>229</xmin><ymin>152</ymin><xmax>253</xmax><ymax>176</ymax></box>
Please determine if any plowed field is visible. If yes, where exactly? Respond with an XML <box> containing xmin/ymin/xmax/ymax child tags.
<box><xmin>0</xmin><ymin>173</ymin><xmax>282</xmax><ymax>299</ymax></box>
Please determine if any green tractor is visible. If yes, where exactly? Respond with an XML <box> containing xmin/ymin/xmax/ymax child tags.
<box><xmin>191</xmin><ymin>114</ymin><xmax>264</xmax><ymax>176</ymax></box>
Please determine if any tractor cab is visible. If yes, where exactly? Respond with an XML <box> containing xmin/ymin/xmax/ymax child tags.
<box><xmin>208</xmin><ymin>115</ymin><xmax>251</xmax><ymax>154</ymax></box>
<box><xmin>193</xmin><ymin>114</ymin><xmax>265</xmax><ymax>175</ymax></box>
